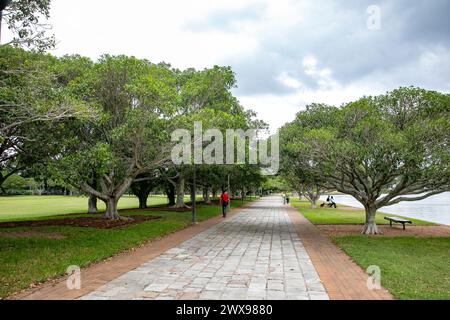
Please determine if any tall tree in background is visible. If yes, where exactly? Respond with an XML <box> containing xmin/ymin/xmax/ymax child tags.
<box><xmin>167</xmin><ymin>65</ymin><xmax>262</xmax><ymax>208</ymax></box>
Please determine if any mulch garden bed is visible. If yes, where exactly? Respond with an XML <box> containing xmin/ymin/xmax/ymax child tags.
<box><xmin>0</xmin><ymin>215</ymin><xmax>162</xmax><ymax>230</ymax></box>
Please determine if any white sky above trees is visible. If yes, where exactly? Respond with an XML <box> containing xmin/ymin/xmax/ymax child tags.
<box><xmin>7</xmin><ymin>0</ymin><xmax>450</xmax><ymax>132</ymax></box>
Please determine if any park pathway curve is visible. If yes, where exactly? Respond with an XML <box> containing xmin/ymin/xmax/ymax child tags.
<box><xmin>82</xmin><ymin>196</ymin><xmax>328</xmax><ymax>300</ymax></box>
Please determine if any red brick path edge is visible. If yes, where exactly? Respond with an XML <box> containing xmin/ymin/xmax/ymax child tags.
<box><xmin>10</xmin><ymin>203</ymin><xmax>249</xmax><ymax>300</ymax></box>
<box><xmin>286</xmin><ymin>205</ymin><xmax>394</xmax><ymax>300</ymax></box>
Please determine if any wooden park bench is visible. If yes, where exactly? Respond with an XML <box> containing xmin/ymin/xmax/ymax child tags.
<box><xmin>384</xmin><ymin>217</ymin><xmax>412</xmax><ymax>230</ymax></box>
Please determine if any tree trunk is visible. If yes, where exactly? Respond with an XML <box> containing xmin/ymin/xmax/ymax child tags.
<box><xmin>313</xmin><ymin>193</ymin><xmax>321</xmax><ymax>208</ymax></box>
<box><xmin>306</xmin><ymin>193</ymin><xmax>319</xmax><ymax>209</ymax></box>
<box><xmin>174</xmin><ymin>177</ymin><xmax>185</xmax><ymax>208</ymax></box>
<box><xmin>212</xmin><ymin>190</ymin><xmax>217</xmax><ymax>200</ymax></box>
<box><xmin>362</xmin><ymin>207</ymin><xmax>381</xmax><ymax>235</ymax></box>
<box><xmin>130</xmin><ymin>179</ymin><xmax>153</xmax><ymax>210</ymax></box>
<box><xmin>80</xmin><ymin>176</ymin><xmax>134</xmax><ymax>221</ymax></box>
<box><xmin>104</xmin><ymin>197</ymin><xmax>121</xmax><ymax>220</ymax></box>
<box><xmin>87</xmin><ymin>195</ymin><xmax>98</xmax><ymax>214</ymax></box>
<box><xmin>138</xmin><ymin>194</ymin><xmax>148</xmax><ymax>209</ymax></box>
<box><xmin>203</xmin><ymin>187</ymin><xmax>211</xmax><ymax>204</ymax></box>
<box><xmin>166</xmin><ymin>184</ymin><xmax>176</xmax><ymax>206</ymax></box>
<box><xmin>311</xmin><ymin>197</ymin><xmax>318</xmax><ymax>209</ymax></box>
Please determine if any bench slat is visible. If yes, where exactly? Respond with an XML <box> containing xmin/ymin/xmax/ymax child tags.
<box><xmin>384</xmin><ymin>217</ymin><xmax>412</xmax><ymax>223</ymax></box>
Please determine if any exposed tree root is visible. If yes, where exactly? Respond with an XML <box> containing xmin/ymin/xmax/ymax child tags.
<box><xmin>361</xmin><ymin>222</ymin><xmax>383</xmax><ymax>235</ymax></box>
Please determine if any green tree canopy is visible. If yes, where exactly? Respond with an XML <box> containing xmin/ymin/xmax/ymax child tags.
<box><xmin>279</xmin><ymin>104</ymin><xmax>336</xmax><ymax>207</ymax></box>
<box><xmin>56</xmin><ymin>55</ymin><xmax>176</xmax><ymax>219</ymax></box>
<box><xmin>282</xmin><ymin>87</ymin><xmax>450</xmax><ymax>234</ymax></box>
<box><xmin>0</xmin><ymin>46</ymin><xmax>95</xmax><ymax>193</ymax></box>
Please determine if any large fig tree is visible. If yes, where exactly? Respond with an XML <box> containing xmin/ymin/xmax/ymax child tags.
<box><xmin>286</xmin><ymin>88</ymin><xmax>449</xmax><ymax>234</ymax></box>
<box><xmin>59</xmin><ymin>56</ymin><xmax>175</xmax><ymax>219</ymax></box>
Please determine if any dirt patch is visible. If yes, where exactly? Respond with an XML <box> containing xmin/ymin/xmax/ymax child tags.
<box><xmin>0</xmin><ymin>215</ymin><xmax>162</xmax><ymax>230</ymax></box>
<box><xmin>0</xmin><ymin>231</ymin><xmax>66</xmax><ymax>239</ymax></box>
<box><xmin>317</xmin><ymin>224</ymin><xmax>450</xmax><ymax>238</ymax></box>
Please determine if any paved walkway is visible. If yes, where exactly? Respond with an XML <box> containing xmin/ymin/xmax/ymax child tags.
<box><xmin>82</xmin><ymin>197</ymin><xmax>328</xmax><ymax>300</ymax></box>
<box><xmin>287</xmin><ymin>206</ymin><xmax>393</xmax><ymax>300</ymax></box>
<box><xmin>14</xmin><ymin>205</ymin><xmax>244</xmax><ymax>300</ymax></box>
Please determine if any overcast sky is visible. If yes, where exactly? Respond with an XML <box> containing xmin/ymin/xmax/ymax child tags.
<box><xmin>22</xmin><ymin>0</ymin><xmax>450</xmax><ymax>132</ymax></box>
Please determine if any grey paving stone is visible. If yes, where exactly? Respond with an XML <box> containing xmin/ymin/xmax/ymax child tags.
<box><xmin>199</xmin><ymin>290</ymin><xmax>223</xmax><ymax>300</ymax></box>
<box><xmin>81</xmin><ymin>196</ymin><xmax>328</xmax><ymax>300</ymax></box>
<box><xmin>309</xmin><ymin>292</ymin><xmax>330</xmax><ymax>300</ymax></box>
<box><xmin>144</xmin><ymin>283</ymin><xmax>169</xmax><ymax>292</ymax></box>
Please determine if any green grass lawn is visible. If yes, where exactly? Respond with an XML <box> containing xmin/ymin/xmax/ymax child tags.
<box><xmin>290</xmin><ymin>198</ymin><xmax>433</xmax><ymax>225</ymax></box>
<box><xmin>334</xmin><ymin>236</ymin><xmax>450</xmax><ymax>300</ymax></box>
<box><xmin>0</xmin><ymin>195</ymin><xmax>170</xmax><ymax>221</ymax></box>
<box><xmin>0</xmin><ymin>198</ymin><xmax>255</xmax><ymax>298</ymax></box>
<box><xmin>291</xmin><ymin>198</ymin><xmax>448</xmax><ymax>299</ymax></box>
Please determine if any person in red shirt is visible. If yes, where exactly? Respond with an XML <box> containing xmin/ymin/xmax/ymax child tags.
<box><xmin>220</xmin><ymin>190</ymin><xmax>230</xmax><ymax>218</ymax></box>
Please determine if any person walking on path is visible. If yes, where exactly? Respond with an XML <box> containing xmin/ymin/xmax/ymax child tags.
<box><xmin>220</xmin><ymin>190</ymin><xmax>230</xmax><ymax>218</ymax></box>
<box><xmin>330</xmin><ymin>196</ymin><xmax>337</xmax><ymax>208</ymax></box>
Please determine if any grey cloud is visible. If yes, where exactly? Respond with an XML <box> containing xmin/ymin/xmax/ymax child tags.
<box><xmin>203</xmin><ymin>0</ymin><xmax>450</xmax><ymax>96</ymax></box>
<box><xmin>230</xmin><ymin>51</ymin><xmax>318</xmax><ymax>96</ymax></box>
<box><xmin>184</xmin><ymin>3</ymin><xmax>266</xmax><ymax>32</ymax></box>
